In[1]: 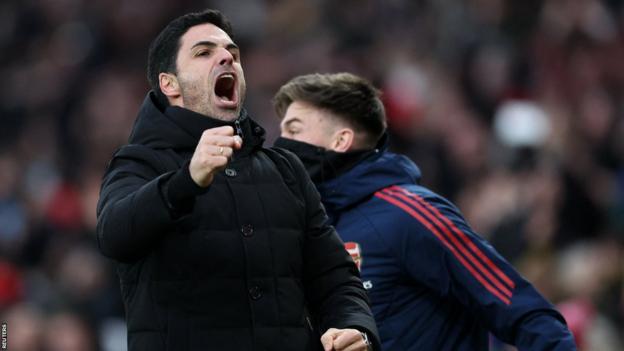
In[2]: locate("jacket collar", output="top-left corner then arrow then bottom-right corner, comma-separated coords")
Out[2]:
128,92 -> 265,154
316,140 -> 422,219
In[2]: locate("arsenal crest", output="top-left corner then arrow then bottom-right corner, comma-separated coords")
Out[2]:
344,242 -> 362,271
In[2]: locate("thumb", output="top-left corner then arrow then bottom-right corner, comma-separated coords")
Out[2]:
233,135 -> 243,149
320,328 -> 339,351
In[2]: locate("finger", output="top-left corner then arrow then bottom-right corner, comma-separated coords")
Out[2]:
320,334 -> 334,351
198,155 -> 229,169
199,135 -> 240,148
203,145 -> 232,157
320,329 -> 340,351
340,339 -> 367,351
233,135 -> 243,149
211,145 -> 233,159
212,156 -> 229,169
201,125 -> 235,136
332,330 -> 361,351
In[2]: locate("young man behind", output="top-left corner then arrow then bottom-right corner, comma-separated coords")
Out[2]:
273,72 -> 577,351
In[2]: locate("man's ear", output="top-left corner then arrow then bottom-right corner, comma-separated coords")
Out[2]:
330,128 -> 355,152
159,72 -> 181,102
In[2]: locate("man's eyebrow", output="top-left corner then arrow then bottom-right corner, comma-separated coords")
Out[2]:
283,117 -> 302,126
191,41 -> 239,51
191,41 -> 216,50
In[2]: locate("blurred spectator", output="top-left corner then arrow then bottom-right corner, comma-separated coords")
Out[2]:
42,311 -> 97,351
1,304 -> 44,351
0,261 -> 23,308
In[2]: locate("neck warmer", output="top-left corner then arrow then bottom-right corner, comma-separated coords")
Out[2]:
273,137 -> 376,184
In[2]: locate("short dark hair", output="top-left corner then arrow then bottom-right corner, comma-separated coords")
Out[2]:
273,73 -> 386,148
147,9 -> 233,107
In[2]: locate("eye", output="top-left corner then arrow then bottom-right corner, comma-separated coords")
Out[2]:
196,50 -> 210,57
230,50 -> 240,61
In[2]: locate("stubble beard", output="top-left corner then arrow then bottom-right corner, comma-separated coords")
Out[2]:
178,77 -> 242,121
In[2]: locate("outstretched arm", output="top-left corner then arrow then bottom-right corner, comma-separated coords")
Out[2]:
376,185 -> 576,351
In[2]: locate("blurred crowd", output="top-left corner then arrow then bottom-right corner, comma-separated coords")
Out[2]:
0,0 -> 623,350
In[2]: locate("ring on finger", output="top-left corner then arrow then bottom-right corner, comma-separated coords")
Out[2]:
218,146 -> 224,155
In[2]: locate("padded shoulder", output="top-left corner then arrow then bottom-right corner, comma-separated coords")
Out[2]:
108,144 -> 180,175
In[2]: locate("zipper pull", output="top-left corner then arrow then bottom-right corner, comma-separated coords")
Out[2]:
234,119 -> 243,138
230,119 -> 243,162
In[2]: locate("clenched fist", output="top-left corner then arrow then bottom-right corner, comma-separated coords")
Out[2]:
321,328 -> 372,351
189,126 -> 243,187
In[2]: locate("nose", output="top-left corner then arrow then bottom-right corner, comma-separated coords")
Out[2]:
217,47 -> 234,66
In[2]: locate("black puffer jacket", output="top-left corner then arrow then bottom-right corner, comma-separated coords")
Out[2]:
96,93 -> 379,351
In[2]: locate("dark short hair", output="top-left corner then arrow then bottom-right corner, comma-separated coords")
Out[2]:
147,9 -> 233,107
273,73 -> 386,148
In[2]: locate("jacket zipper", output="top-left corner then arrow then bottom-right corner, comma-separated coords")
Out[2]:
231,118 -> 243,162
234,119 -> 243,138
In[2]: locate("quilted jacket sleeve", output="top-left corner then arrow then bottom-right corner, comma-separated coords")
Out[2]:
376,185 -> 577,351
96,145 -> 204,263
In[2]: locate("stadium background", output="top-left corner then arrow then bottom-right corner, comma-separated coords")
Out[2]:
0,0 -> 623,350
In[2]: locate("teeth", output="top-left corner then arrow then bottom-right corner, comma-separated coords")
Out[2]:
221,73 -> 234,79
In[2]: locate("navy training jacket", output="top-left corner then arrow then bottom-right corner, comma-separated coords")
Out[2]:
315,148 -> 577,351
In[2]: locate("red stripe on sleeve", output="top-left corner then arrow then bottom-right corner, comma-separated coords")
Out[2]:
382,188 -> 513,300
390,185 -> 516,290
375,191 -> 511,305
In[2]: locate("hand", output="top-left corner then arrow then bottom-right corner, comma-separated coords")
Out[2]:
320,328 -> 371,351
189,126 -> 243,187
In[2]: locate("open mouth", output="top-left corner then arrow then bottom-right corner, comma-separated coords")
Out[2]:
214,72 -> 237,107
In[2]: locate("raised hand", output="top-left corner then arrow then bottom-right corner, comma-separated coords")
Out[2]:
189,126 -> 243,187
